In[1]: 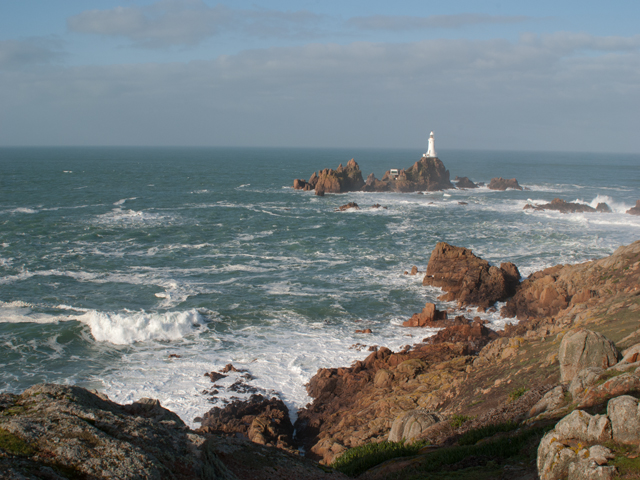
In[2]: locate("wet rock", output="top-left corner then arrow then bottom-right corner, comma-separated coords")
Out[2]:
355,328 -> 373,334
454,176 -> 478,189
337,202 -> 359,211
626,200 -> 640,215
205,371 -> 228,382
524,198 -> 598,213
409,265 -> 418,275
422,243 -> 521,308
198,394 -> 295,451
596,203 -> 612,213
488,177 -> 523,191
402,302 -> 448,327
314,159 -> 365,194
559,329 -> 619,383
293,179 -> 307,190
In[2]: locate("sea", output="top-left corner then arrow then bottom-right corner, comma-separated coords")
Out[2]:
1,147 -> 639,427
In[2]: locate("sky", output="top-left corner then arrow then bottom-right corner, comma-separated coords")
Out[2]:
1,1 -> 639,152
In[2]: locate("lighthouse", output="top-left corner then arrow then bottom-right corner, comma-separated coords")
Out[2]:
423,131 -> 437,158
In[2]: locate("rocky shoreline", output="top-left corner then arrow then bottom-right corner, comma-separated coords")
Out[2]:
3,240 -> 640,479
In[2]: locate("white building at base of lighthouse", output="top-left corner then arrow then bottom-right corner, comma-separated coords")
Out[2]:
423,131 -> 437,158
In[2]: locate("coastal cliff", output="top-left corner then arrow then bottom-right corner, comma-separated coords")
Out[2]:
3,242 -> 640,479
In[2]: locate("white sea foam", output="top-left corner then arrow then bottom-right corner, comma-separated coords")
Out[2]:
113,197 -> 137,206
2,207 -> 38,215
77,309 -> 205,345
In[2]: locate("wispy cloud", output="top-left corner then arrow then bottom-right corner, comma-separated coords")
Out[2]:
67,0 -> 326,48
347,14 -> 531,31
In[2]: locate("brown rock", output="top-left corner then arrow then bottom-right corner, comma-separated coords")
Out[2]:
410,266 -> 418,275
559,329 -> 619,383
293,179 -> 307,190
314,159 -> 365,194
627,200 -> 640,215
454,176 -> 478,189
337,202 -> 359,211
524,198 -> 598,213
488,177 -> 523,191
402,302 -> 448,327
422,243 -> 521,308
355,329 -> 373,334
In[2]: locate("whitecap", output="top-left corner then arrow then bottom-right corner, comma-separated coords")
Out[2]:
77,309 -> 205,345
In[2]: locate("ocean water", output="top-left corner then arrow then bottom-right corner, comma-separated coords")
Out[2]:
1,146 -> 639,426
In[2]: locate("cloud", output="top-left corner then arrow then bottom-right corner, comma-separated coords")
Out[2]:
347,14 -> 530,31
0,38 -> 63,68
67,0 -> 325,48
1,33 -> 638,151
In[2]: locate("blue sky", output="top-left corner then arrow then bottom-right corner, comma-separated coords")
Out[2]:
1,1 -> 639,151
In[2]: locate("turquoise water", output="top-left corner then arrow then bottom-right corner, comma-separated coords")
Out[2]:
1,147 -> 639,425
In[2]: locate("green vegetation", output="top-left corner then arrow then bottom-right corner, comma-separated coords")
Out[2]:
605,441 -> 640,479
457,421 -> 519,446
508,386 -> 528,402
450,415 -> 472,428
332,440 -> 429,477
0,427 -> 36,456
595,369 -> 632,386
399,427 -> 547,480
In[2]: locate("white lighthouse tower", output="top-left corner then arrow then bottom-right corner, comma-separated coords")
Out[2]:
423,131 -> 437,158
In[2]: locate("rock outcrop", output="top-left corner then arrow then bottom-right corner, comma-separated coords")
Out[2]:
501,240 -> 640,321
198,394 -> 296,452
0,384 -> 347,480
402,302 -> 448,327
387,409 -> 443,443
627,200 -> 640,215
523,198 -> 608,214
453,176 -> 478,189
386,157 -> 454,192
488,177 -> 523,190
422,243 -> 521,308
314,159 -> 365,194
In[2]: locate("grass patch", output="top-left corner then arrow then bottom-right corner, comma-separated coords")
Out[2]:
405,427 -> 546,477
332,440 -> 429,477
604,442 -> 640,479
508,387 -> 528,402
0,427 -> 36,456
450,415 -> 472,428
457,422 -> 519,446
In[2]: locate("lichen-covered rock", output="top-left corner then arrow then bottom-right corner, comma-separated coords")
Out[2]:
529,385 -> 566,418
558,329 -> 619,383
0,383 -> 236,480
607,395 -> 640,445
388,409 -> 443,443
422,243 -> 521,308
569,367 -> 605,398
537,432 -> 578,480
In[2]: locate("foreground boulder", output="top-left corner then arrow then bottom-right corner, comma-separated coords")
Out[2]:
488,177 -> 523,190
387,409 -> 443,443
0,384 -> 236,480
422,243 -> 521,308
558,329 -> 619,383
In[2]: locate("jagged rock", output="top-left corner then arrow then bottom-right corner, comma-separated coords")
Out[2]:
559,329 -> 619,383
391,157 -> 454,192
313,159 -> 365,194
626,200 -> 640,215
0,384 -> 237,480
422,243 -> 521,308
388,409 -> 443,443
427,317 -> 499,353
337,202 -> 359,211
454,176 -> 478,189
293,179 -> 307,190
402,302 -> 448,327
523,198 -> 599,213
410,265 -> 418,275
308,171 -> 319,188
198,394 -> 295,452
362,173 -> 390,192
488,177 -> 523,191
596,203 -> 612,213
607,395 -> 640,445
